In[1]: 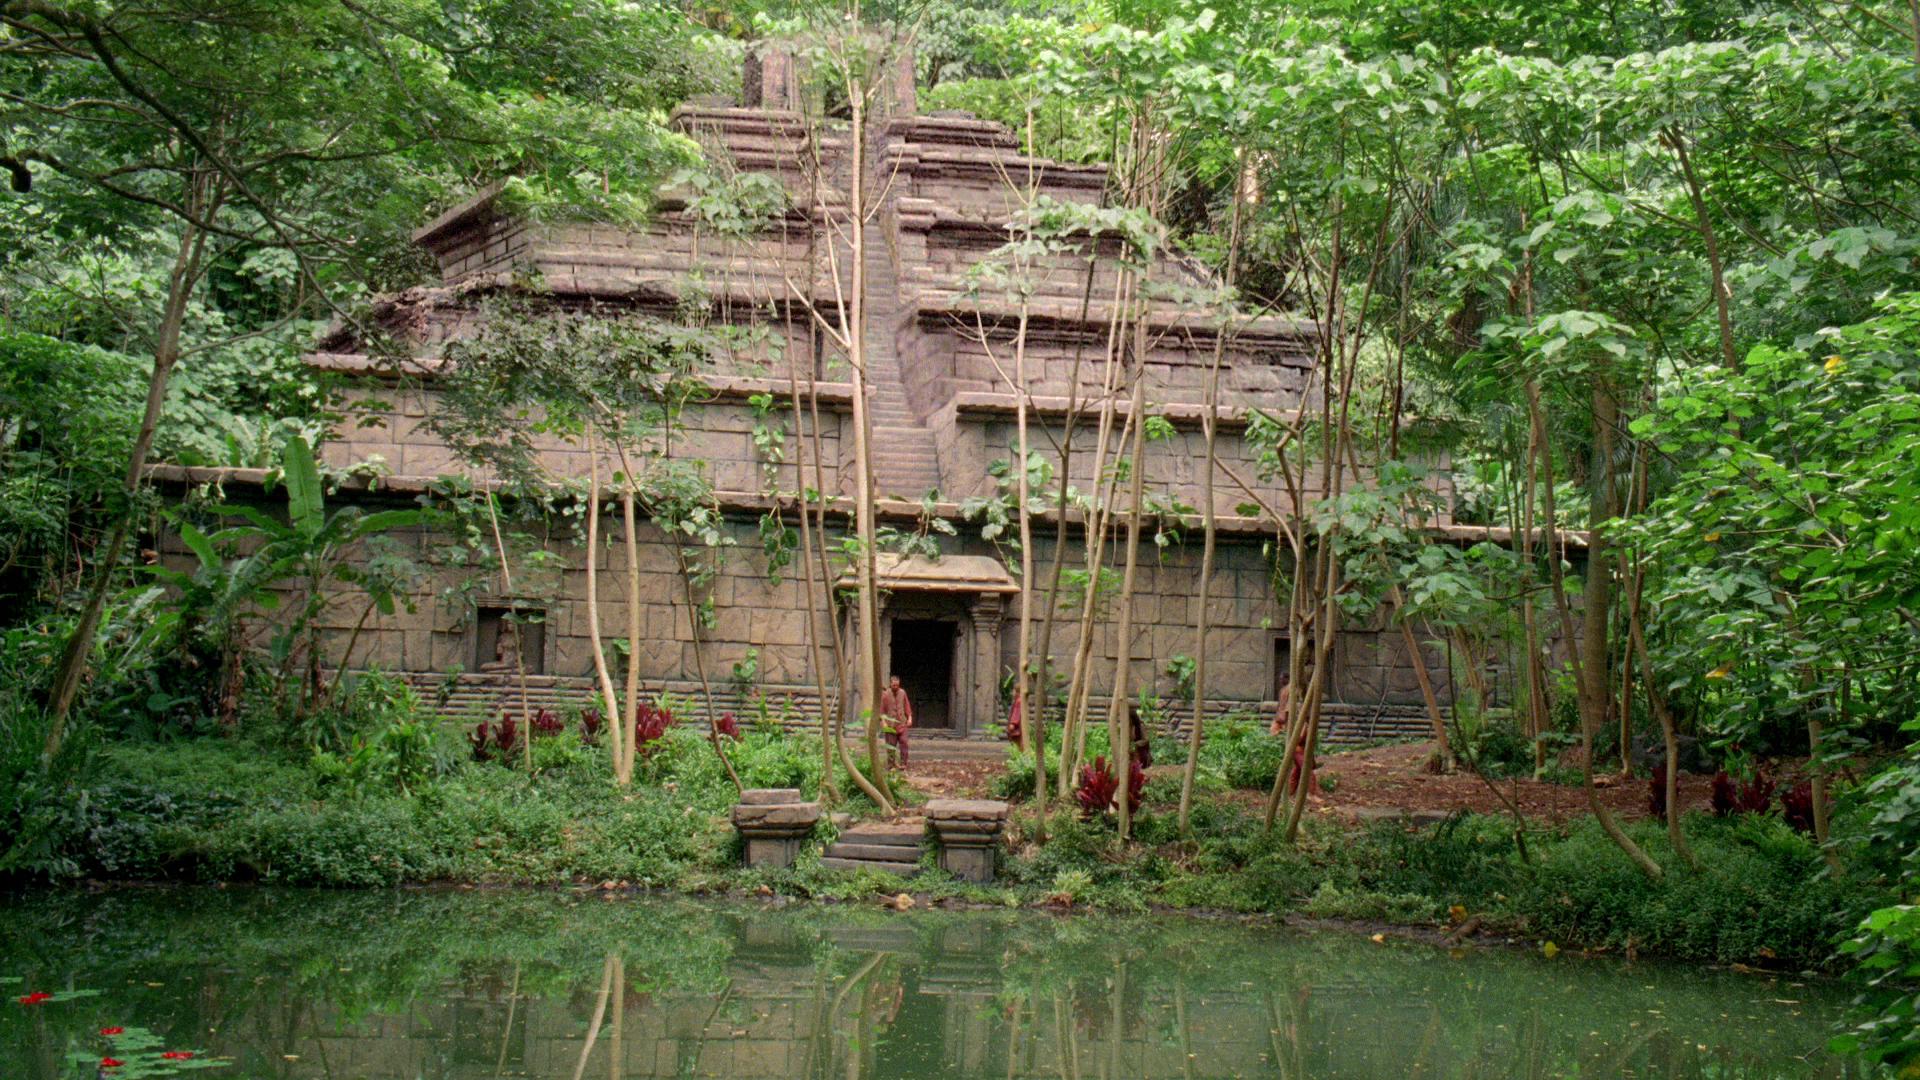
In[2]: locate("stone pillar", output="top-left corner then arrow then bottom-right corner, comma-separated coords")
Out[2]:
730,788 -> 821,870
924,799 -> 1009,883
967,594 -> 1003,737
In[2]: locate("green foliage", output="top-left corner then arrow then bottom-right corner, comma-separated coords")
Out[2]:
1299,881 -> 1439,924
1516,816 -> 1878,965
0,331 -> 140,609
154,436 -> 434,743
1831,904 -> 1920,1070
1188,714 -> 1284,790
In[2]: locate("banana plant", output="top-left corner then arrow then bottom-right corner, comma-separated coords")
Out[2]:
154,435 -> 433,744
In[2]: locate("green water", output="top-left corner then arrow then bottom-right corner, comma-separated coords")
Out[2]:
0,888 -> 1867,1079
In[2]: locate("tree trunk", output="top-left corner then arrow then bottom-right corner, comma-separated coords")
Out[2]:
1011,303 -> 1048,833
1105,350 -> 1150,841
845,80 -> 892,809
1538,378 -> 1663,881
787,368 -> 839,801
43,200 -> 214,757
1181,169 -> 1245,836
584,432 -> 629,783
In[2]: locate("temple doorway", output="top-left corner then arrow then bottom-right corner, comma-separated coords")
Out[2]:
889,620 -> 955,730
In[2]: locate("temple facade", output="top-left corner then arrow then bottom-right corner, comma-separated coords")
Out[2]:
156,51 -> 1473,738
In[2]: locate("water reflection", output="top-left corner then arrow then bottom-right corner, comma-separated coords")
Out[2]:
0,889 -> 1864,1079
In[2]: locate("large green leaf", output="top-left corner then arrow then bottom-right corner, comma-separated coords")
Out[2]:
281,435 -> 325,536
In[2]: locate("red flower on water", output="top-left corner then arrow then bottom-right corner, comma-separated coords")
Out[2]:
16,991 -> 52,1005
100,1027 -> 124,1035
161,1051 -> 195,1060
101,1058 -> 125,1068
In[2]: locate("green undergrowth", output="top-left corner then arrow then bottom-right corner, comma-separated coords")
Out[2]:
10,729 -> 1896,971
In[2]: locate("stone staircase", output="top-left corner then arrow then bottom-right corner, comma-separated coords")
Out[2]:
820,820 -> 925,877
860,217 -> 943,499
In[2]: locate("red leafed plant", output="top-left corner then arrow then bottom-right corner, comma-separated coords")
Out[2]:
1076,756 -> 1118,818
1709,769 -> 1775,815
633,702 -> 673,757
1782,780 -> 1816,833
492,715 -> 519,758
1647,763 -> 1669,820
1074,756 -> 1147,819
469,721 -> 492,763
579,708 -> 604,746
714,711 -> 742,741
531,708 -> 565,739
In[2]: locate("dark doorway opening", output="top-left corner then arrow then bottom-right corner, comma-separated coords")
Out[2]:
889,620 -> 954,729
1273,636 -> 1291,701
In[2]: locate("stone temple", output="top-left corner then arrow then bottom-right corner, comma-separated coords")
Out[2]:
155,49 -> 1483,740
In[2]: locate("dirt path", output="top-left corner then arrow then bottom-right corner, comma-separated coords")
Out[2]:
903,738 -> 1709,823
1265,739 -> 1708,824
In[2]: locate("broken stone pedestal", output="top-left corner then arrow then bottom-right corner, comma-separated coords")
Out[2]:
924,799 -> 1009,883
730,789 -> 822,870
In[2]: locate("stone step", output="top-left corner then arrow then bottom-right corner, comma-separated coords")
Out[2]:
823,842 -> 923,862
819,856 -> 921,877
836,823 -> 924,846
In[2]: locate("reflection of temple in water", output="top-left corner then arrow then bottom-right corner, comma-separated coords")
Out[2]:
215,920 -> 1333,1080
149,916 -> 1819,1080
1,891 -> 1852,1080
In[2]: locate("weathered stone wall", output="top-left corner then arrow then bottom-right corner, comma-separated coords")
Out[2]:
318,378 -> 856,498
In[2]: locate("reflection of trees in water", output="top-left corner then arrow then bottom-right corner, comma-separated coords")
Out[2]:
0,892 -> 1863,1080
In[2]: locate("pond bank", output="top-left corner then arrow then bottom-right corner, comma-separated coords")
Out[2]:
16,734 -> 1887,981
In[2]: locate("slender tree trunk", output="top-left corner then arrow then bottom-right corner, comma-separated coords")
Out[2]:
1058,356 -> 1131,798
570,956 -> 615,1080
1389,588 -> 1451,769
1012,304 -> 1049,834
1181,168 -> 1245,835
584,432 -> 628,783
1668,127 -> 1739,371
1538,378 -> 1663,880
622,486 -> 643,778
1054,282 -> 1128,795
1031,255 -> 1105,782
1626,559 -> 1696,868
44,197 -> 215,756
845,81 -> 893,809
1105,350 -> 1150,841
788,368 -> 839,801
1812,685 -> 1840,874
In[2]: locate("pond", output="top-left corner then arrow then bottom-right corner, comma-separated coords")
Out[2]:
1,889 -> 1864,1079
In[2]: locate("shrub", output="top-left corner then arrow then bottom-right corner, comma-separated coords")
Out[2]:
1074,756 -> 1145,819
1300,881 -> 1439,923
1782,780 -> 1815,833
1514,816 -> 1877,964
1710,770 -> 1775,815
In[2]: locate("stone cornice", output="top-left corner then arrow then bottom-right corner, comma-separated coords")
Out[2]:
143,464 -> 1586,550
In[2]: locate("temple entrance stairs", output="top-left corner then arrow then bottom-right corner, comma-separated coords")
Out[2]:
820,821 -> 925,876
858,219 -> 942,499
